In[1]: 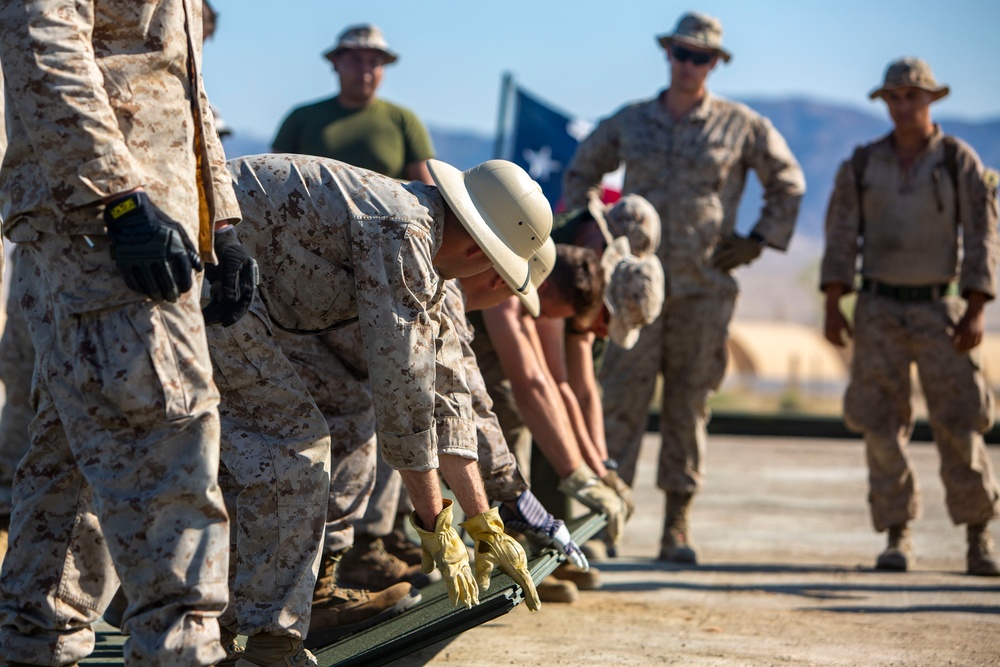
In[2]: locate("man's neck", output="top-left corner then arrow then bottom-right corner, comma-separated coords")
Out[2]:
662,86 -> 707,122
891,122 -> 935,164
337,92 -> 375,110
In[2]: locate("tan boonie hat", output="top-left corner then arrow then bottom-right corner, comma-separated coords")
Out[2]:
604,194 -> 661,259
601,237 -> 665,350
323,24 -> 399,64
869,57 -> 949,101
428,159 -> 553,315
657,12 -> 731,63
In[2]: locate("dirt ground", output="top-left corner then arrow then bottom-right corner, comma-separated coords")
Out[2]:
395,434 -> 1000,667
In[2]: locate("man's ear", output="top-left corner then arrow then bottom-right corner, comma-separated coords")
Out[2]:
490,272 -> 507,291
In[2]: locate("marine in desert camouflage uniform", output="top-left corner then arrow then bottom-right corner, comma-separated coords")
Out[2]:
221,153 -> 545,619
821,57 -> 1000,577
563,11 -> 804,564
0,1 -> 238,665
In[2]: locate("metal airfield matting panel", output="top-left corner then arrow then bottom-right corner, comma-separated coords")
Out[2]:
314,511 -> 606,667
78,511 -> 606,667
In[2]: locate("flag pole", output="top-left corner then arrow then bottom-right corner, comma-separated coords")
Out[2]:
493,72 -> 513,159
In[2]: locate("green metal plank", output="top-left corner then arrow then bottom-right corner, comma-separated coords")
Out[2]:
313,511 -> 606,667
79,511 -> 605,666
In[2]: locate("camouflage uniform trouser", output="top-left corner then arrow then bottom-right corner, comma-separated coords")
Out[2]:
601,293 -> 735,494
0,229 -> 229,667
207,293 -> 330,637
844,293 -> 999,531
0,258 -> 34,520
275,325 -> 377,556
468,333 -> 531,503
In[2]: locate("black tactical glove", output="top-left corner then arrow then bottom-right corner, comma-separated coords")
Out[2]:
202,226 -> 259,327
104,191 -> 203,302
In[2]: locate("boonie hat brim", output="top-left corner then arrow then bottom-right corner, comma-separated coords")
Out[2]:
657,34 -> 731,63
868,83 -> 950,102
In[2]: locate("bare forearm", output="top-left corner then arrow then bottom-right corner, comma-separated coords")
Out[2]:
439,454 -> 490,518
400,469 -> 444,531
558,381 -> 606,477
513,381 -> 583,478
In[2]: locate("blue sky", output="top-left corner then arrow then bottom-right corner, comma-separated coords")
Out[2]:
203,0 -> 1000,143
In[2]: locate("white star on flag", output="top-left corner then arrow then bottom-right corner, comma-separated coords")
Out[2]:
523,145 -> 562,181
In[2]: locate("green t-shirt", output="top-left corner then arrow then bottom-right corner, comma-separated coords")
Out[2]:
272,96 -> 434,180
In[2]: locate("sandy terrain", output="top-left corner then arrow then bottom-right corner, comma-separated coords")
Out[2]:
395,434 -> 1000,667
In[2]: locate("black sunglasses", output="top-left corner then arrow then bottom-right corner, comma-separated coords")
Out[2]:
670,45 -> 715,66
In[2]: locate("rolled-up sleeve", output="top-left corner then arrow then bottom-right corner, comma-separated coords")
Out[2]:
355,219 -> 474,471
434,307 -> 477,460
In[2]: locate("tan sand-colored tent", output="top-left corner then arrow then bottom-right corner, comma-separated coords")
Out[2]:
726,320 -> 848,388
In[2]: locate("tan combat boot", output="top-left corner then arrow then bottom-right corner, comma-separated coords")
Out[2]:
966,522 -> 1000,577
382,523 -> 424,566
306,584 -> 420,649
337,535 -> 435,590
552,562 -> 602,591
535,575 -> 579,603
875,524 -> 913,571
235,633 -> 316,667
658,492 -> 698,564
306,549 -> 421,649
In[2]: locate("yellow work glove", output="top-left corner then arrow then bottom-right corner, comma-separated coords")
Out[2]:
460,507 -> 541,612
559,465 -> 627,547
409,499 -> 479,609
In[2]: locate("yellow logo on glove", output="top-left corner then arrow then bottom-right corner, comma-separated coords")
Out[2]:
109,196 -> 137,220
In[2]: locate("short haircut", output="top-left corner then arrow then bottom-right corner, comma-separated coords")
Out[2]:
549,244 -> 604,320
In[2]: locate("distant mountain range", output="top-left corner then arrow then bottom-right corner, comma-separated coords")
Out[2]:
224,97 -> 1000,242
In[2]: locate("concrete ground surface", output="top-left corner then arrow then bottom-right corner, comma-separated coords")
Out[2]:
395,433 -> 1000,667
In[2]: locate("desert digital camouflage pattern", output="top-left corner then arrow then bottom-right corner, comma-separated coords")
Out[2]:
821,128 -> 999,296
272,278 -> 528,559
467,310 -> 534,478
206,292 -> 330,638
1,232 -> 228,666
0,2 -> 235,664
563,92 -> 803,496
275,323 -> 380,554
444,280 -> 528,503
844,294 -> 998,530
0,0 -> 240,254
0,274 -> 33,522
599,294 -> 734,491
564,92 -> 804,298
226,154 -> 476,472
822,127 -> 1000,531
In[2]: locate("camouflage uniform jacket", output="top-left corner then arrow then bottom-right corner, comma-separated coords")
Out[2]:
821,126 -> 999,298
0,0 -> 240,259
227,154 -> 476,472
564,91 -> 805,297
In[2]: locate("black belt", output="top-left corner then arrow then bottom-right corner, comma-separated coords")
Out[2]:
861,278 -> 957,302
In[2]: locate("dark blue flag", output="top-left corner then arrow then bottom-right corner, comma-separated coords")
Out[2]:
510,88 -> 580,209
